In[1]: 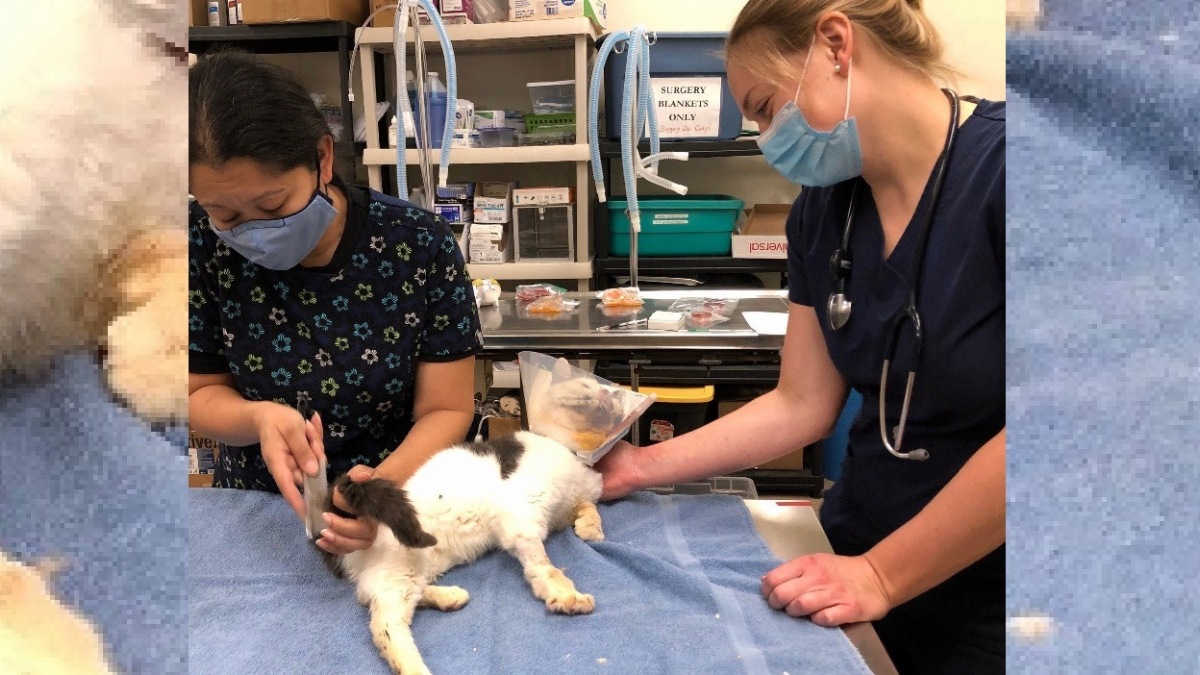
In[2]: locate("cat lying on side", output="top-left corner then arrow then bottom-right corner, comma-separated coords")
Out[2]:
313,432 -> 605,675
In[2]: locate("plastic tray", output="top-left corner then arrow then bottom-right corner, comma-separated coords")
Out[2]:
528,80 -> 576,115
607,195 -> 745,256
646,476 -> 759,499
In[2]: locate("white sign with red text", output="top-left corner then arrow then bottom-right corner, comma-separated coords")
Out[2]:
651,77 -> 723,139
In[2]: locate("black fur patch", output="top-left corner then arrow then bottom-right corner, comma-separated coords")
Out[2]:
466,435 -> 525,479
333,475 -> 437,549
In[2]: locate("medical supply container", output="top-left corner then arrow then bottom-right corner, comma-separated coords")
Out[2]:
527,80 -> 576,115
478,126 -> 516,148
624,385 -> 713,444
601,32 -> 742,141
513,204 -> 574,261
516,130 -> 573,146
415,72 -> 448,149
606,195 -> 744,256
524,113 -> 575,135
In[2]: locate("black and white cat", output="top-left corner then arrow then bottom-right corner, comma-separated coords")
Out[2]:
314,431 -> 605,675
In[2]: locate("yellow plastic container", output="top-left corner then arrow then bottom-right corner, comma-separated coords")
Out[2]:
622,385 -> 714,443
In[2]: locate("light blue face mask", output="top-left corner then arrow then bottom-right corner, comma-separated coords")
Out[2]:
756,37 -> 862,187
210,170 -> 338,270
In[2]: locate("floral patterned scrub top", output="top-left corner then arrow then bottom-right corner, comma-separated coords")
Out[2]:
188,184 -> 483,491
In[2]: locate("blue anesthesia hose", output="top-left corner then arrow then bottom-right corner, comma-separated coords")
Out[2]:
393,0 -> 457,200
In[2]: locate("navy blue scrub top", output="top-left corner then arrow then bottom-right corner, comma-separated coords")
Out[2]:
787,100 -> 1005,589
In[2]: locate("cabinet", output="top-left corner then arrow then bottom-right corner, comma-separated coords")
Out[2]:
353,19 -> 600,290
188,21 -> 370,183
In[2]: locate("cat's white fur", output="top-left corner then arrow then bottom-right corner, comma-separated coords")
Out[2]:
335,432 -> 605,675
0,1 -> 186,418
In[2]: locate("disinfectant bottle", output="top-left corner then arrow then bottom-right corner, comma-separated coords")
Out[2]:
423,72 -> 448,150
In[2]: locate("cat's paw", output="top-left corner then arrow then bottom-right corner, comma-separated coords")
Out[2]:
105,296 -> 187,423
546,590 -> 595,615
573,502 -> 604,542
420,585 -> 469,612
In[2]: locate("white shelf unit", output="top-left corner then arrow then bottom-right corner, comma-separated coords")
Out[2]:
354,19 -> 600,290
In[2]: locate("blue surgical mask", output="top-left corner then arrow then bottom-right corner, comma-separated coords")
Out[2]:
756,36 -> 862,187
209,169 -> 337,270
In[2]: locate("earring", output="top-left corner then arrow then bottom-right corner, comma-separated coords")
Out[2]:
834,63 -> 842,73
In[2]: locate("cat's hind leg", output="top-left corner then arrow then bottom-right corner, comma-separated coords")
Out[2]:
419,585 -> 469,612
572,502 -> 604,542
500,529 -> 594,615
358,577 -> 431,675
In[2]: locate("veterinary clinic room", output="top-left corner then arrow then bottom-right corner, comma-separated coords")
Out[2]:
183,0 -> 1005,673
0,0 -> 1005,674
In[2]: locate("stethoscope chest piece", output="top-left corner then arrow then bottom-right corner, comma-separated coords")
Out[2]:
827,292 -> 851,330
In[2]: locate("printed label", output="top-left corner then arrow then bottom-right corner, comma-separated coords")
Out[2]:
652,77 -> 723,139
649,419 -> 675,442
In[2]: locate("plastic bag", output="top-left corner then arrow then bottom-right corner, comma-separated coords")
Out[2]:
519,351 -> 657,465
516,283 -> 566,301
525,295 -> 579,314
668,297 -> 738,328
472,278 -> 501,307
599,287 -> 644,307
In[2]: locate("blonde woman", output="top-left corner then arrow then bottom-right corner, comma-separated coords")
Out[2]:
598,1 -> 1004,672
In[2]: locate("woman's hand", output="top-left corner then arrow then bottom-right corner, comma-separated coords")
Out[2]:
761,553 -> 893,626
593,440 -> 644,501
252,403 -> 324,519
317,463 -> 380,555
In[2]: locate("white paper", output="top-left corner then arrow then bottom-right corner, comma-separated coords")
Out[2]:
743,311 -> 789,336
652,77 -> 723,139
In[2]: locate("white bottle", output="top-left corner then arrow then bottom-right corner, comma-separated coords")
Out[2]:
207,1 -> 221,26
227,0 -> 238,24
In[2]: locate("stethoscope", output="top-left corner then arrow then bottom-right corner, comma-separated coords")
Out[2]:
827,89 -> 961,461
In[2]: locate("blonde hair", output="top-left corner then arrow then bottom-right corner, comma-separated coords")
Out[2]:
726,0 -> 960,87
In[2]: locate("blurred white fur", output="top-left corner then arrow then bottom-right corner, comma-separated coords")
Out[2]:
0,1 -> 186,419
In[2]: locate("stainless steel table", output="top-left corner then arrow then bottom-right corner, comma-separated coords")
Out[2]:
746,500 -> 899,675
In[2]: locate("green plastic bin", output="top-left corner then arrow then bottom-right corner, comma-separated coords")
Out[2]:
607,195 -> 744,257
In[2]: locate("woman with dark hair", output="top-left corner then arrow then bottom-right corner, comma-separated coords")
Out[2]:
187,51 -> 482,557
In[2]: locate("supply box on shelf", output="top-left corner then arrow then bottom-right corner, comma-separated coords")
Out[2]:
527,80 -> 576,115
509,0 -> 606,30
731,204 -> 790,259
621,385 -> 713,444
468,223 -> 512,263
474,182 -> 516,223
434,183 -> 475,224
607,195 -> 745,257
602,32 -> 742,141
370,0 -> 483,27
242,0 -> 370,25
512,187 -> 575,206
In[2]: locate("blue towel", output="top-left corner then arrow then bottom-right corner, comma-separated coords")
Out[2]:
0,351 -> 188,675
190,488 -> 872,675
1007,3 -> 1200,671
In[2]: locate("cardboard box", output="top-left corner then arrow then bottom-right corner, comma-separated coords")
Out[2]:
242,0 -> 369,25
512,186 -> 575,206
486,416 -> 522,439
191,0 -> 210,26
473,181 -> 516,224
509,0 -> 606,30
434,183 -> 476,223
732,204 -> 790,259
469,223 -> 512,263
718,400 -> 805,470
188,428 -> 221,487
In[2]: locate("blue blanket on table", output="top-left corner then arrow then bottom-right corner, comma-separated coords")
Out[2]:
0,352 -> 188,675
1007,2 -> 1200,672
189,488 -> 871,675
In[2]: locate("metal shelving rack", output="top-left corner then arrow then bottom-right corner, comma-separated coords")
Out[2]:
353,19 -> 601,289
188,21 -> 370,183
590,138 -> 789,288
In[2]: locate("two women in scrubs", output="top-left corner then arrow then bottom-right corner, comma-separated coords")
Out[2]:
598,1 -> 1005,672
187,52 -> 482,556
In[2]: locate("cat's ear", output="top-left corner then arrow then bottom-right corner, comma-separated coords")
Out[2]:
551,358 -> 574,383
333,475 -> 437,549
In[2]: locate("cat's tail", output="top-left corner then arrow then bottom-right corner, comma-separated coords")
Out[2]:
331,476 -> 438,550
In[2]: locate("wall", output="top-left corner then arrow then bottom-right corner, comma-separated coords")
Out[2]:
267,0 -> 1004,213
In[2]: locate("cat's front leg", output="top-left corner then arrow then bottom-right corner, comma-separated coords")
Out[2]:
501,532 -> 595,615
103,230 -> 188,423
419,585 -> 469,612
572,502 -> 604,541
